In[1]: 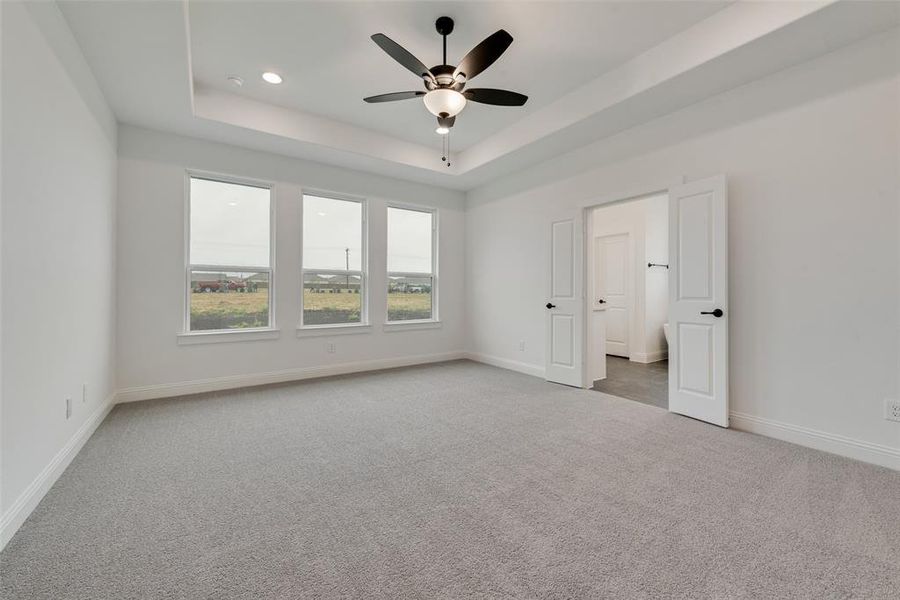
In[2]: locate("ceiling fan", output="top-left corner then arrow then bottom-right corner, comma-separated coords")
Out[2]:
364,16 -> 528,143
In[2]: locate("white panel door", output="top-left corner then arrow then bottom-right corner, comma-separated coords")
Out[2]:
545,210 -> 584,387
596,233 -> 630,358
668,175 -> 729,426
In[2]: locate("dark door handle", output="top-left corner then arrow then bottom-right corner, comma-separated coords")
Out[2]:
597,299 -> 607,304
700,309 -> 724,317
546,303 -> 556,309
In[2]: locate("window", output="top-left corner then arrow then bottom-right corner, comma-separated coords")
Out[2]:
187,176 -> 273,332
301,194 -> 366,326
387,206 -> 436,322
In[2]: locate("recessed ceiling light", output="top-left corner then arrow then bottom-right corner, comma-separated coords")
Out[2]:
227,75 -> 243,87
262,72 -> 283,84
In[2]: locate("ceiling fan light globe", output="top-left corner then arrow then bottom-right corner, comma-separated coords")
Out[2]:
423,89 -> 466,117
435,126 -> 450,135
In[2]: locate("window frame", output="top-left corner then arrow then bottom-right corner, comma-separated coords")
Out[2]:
181,170 -> 277,339
299,189 -> 369,331
385,202 -> 438,326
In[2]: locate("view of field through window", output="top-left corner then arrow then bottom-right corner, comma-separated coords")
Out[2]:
302,273 -> 362,325
188,178 -> 271,331
387,207 -> 434,321
190,271 -> 269,330
302,195 -> 365,325
387,276 -> 432,321
188,187 -> 436,330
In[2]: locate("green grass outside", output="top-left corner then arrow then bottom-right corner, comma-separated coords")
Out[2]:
190,289 -> 269,330
189,289 -> 432,330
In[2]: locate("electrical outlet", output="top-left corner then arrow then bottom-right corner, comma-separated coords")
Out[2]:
326,342 -> 336,354
885,398 -> 900,422
518,341 -> 526,352
65,398 -> 72,420
82,383 -> 87,403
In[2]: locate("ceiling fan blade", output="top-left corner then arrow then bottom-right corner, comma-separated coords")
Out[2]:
453,30 -> 513,81
371,34 -> 435,83
464,88 -> 528,106
364,91 -> 425,103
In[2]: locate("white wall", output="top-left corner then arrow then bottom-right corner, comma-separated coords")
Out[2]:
1,1 -> 117,544
466,32 -> 900,465
642,194 -> 669,361
116,126 -> 466,397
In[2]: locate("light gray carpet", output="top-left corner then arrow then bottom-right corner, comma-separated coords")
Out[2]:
2,360 -> 898,599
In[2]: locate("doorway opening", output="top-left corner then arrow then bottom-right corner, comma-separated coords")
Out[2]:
545,175 -> 727,425
587,193 -> 669,409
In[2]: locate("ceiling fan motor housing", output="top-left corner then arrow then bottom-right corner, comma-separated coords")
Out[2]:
429,65 -> 459,89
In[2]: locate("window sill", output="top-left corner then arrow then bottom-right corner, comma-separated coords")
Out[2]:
177,328 -> 281,345
383,320 -> 442,332
296,323 -> 372,338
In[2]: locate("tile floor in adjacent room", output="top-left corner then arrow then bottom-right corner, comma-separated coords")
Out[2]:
592,356 -> 669,410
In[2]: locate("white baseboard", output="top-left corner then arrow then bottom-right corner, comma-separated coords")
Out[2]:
115,351 -> 466,403
730,411 -> 899,471
0,393 -> 115,551
464,351 -> 545,379
630,350 -> 668,364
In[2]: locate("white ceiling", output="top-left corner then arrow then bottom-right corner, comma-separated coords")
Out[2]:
57,1 -> 900,192
188,1 -> 730,151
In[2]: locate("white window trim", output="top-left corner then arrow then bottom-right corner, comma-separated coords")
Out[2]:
383,320 -> 442,332
178,328 -> 281,345
386,204 -> 439,326
299,190 -> 369,330
182,171 -> 278,340
296,323 -> 373,338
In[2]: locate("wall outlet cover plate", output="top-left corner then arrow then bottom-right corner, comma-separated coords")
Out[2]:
885,398 -> 900,422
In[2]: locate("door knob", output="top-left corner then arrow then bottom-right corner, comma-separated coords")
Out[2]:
597,299 -> 607,304
700,308 -> 724,317
545,302 -> 556,309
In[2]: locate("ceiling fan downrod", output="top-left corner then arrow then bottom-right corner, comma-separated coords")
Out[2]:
435,16 -> 453,66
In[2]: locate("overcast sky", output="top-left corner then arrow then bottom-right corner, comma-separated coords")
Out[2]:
190,180 -> 432,273
387,206 -> 432,273
190,178 -> 270,267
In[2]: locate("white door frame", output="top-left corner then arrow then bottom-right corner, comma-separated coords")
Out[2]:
581,178 -> 684,390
